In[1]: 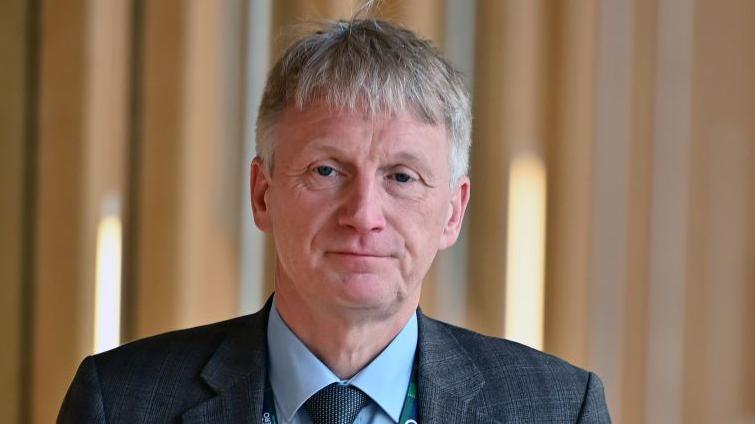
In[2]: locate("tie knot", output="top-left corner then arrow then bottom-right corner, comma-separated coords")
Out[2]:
304,383 -> 370,424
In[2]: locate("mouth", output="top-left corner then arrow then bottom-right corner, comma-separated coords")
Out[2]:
327,251 -> 391,258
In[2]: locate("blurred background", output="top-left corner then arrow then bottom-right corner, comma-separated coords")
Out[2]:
1,0 -> 753,423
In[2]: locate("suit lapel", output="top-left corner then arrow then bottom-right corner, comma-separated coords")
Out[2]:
182,299 -> 272,423
416,312 -> 499,424
182,303 -> 500,423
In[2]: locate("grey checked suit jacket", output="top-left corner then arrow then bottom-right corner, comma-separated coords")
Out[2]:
59,300 -> 610,423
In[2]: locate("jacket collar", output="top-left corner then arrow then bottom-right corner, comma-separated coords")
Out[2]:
182,298 -> 272,423
183,300 -> 497,423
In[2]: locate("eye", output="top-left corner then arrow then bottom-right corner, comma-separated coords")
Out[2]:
390,172 -> 414,183
315,165 -> 337,177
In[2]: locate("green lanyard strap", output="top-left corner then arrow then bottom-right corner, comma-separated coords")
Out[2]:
262,368 -> 420,424
397,373 -> 419,424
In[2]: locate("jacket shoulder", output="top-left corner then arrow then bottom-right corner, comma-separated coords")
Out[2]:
63,314 -> 261,423
422,316 -> 610,422
96,314 -> 251,367
438,318 -> 589,379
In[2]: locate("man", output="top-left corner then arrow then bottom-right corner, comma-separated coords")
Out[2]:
60,17 -> 610,423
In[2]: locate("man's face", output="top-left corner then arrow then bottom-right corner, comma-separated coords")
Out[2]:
251,103 -> 470,318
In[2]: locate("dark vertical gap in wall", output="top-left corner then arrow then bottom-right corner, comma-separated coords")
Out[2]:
122,0 -> 145,344
20,0 -> 41,422
237,0 -> 251,308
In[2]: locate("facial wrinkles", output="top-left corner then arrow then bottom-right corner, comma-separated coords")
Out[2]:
276,108 -> 449,258
364,122 -> 449,260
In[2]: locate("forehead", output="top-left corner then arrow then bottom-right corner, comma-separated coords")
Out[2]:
274,104 -> 449,155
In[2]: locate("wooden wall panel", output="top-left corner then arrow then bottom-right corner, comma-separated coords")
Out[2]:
32,1 -> 91,421
176,0 -> 244,329
130,0 -> 186,339
0,1 -> 32,422
619,0 -> 656,422
467,0 -> 510,337
133,0 -> 245,338
644,0 -> 694,421
683,1 -> 755,422
468,0 -> 549,338
544,0 -> 598,367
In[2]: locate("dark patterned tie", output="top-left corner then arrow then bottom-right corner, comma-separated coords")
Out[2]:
304,383 -> 370,424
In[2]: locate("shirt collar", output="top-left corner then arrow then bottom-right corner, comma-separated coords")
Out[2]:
267,296 -> 418,423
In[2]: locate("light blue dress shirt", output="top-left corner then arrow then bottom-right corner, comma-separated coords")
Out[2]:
266,298 -> 418,424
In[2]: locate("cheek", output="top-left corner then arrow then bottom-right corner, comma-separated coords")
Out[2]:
395,198 -> 448,240
392,202 -> 447,267
270,190 -> 336,252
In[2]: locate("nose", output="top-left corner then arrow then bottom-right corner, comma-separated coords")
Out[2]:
337,175 -> 386,233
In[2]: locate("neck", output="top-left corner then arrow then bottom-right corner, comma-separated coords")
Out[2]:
275,293 -> 417,379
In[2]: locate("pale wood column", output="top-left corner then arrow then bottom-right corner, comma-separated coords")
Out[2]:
431,1 -> 476,328
176,0 -> 244,330
467,0 -> 509,337
239,0 -> 273,314
643,0 -> 695,422
468,0 -> 550,338
132,0 -> 246,339
31,0 -> 132,421
543,0 -> 599,367
129,0 -> 187,338
682,0 -> 755,422
32,1 -> 90,418
620,1 -> 657,422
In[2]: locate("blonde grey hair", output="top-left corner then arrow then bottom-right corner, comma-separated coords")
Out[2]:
255,18 -> 471,185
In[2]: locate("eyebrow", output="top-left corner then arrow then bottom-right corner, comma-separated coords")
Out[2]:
302,142 -> 433,170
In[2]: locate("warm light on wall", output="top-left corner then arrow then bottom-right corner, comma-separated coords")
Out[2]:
94,201 -> 122,354
505,152 -> 547,350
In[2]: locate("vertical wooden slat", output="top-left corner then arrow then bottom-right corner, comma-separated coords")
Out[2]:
467,0 -> 509,336
590,0 -> 636,416
85,0 -> 132,354
620,0 -> 657,422
177,0 -> 243,328
645,0 -> 695,422
31,1 -> 91,422
131,0 -> 186,338
133,0 -> 245,338
468,0 -> 549,338
239,0 -> 273,315
683,1 -> 755,422
0,1 -> 32,421
430,0 -> 476,328
33,0 -> 133,420
544,0 -> 598,367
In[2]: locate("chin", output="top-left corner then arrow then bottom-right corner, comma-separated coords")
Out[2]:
329,273 -> 401,310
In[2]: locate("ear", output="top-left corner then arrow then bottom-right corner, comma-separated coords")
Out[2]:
439,176 -> 471,249
250,157 -> 272,232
